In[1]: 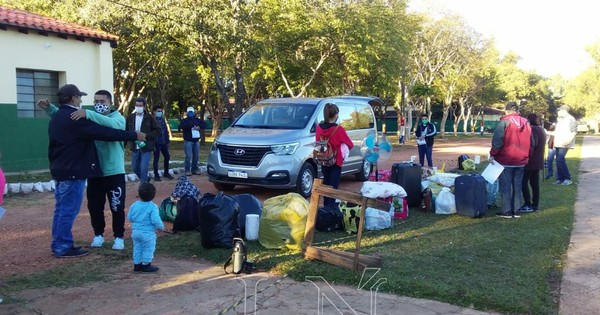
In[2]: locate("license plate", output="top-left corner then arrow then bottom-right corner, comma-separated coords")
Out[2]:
228,170 -> 248,179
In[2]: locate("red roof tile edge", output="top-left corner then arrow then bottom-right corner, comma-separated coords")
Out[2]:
0,6 -> 118,43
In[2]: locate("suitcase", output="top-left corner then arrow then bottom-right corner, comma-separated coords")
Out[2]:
454,173 -> 487,218
391,162 -> 422,207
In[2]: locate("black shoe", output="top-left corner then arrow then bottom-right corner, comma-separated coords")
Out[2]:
154,176 -> 162,182
513,211 -> 521,218
56,247 -> 88,258
192,170 -> 201,175
141,263 -> 159,273
164,174 -> 174,180
134,264 -> 142,273
519,205 -> 534,213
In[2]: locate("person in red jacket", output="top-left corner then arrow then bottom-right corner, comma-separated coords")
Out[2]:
316,103 -> 354,207
489,102 -> 532,218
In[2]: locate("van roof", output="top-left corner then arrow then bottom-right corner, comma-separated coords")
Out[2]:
256,95 -> 383,106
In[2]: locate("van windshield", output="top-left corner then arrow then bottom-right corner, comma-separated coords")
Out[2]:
233,103 -> 315,129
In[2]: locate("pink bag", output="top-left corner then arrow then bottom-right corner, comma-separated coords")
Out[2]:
369,169 -> 392,182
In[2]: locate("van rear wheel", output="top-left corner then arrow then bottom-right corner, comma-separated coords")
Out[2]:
213,183 -> 235,191
296,162 -> 315,198
355,159 -> 371,181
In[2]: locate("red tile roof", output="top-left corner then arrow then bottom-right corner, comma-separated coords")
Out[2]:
0,6 -> 118,46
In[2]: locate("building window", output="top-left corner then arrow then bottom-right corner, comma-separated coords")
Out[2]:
16,69 -> 59,118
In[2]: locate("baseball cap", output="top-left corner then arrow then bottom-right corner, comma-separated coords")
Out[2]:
57,84 -> 87,97
559,105 -> 570,111
505,101 -> 519,111
186,106 -> 195,112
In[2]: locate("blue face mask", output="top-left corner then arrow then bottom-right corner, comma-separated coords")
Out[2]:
156,112 -> 163,119
187,112 -> 195,118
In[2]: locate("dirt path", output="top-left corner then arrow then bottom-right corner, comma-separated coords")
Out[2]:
0,137 -> 493,314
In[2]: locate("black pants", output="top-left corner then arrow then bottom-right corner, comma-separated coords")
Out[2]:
153,143 -> 171,177
322,164 -> 342,207
87,174 -> 126,238
522,169 -> 540,208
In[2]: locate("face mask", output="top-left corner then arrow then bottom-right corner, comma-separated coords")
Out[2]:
155,112 -> 163,118
187,112 -> 195,118
135,107 -> 144,114
422,119 -> 428,124
94,103 -> 110,114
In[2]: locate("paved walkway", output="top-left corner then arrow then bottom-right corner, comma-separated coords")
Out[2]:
559,135 -> 600,315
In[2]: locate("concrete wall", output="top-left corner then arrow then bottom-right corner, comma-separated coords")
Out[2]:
0,29 -> 114,172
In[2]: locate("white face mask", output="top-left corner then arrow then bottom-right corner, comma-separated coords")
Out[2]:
135,107 -> 144,114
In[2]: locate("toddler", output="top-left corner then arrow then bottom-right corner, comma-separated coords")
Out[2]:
127,182 -> 164,272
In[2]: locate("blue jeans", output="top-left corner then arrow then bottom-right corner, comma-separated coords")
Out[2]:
418,144 -> 433,167
546,148 -> 556,176
498,166 -> 524,214
131,230 -> 157,264
555,147 -> 571,181
131,150 -> 151,182
51,179 -> 86,255
184,140 -> 199,172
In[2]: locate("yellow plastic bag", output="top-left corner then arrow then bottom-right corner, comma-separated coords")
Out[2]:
258,193 -> 308,251
461,159 -> 477,171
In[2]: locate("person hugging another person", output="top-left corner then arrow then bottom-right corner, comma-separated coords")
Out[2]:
315,103 -> 354,207
128,182 -> 164,273
415,113 -> 437,168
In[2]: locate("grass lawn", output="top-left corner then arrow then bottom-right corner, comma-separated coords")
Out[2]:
1,135 -> 581,314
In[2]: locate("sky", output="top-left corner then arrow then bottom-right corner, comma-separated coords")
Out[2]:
407,0 -> 600,80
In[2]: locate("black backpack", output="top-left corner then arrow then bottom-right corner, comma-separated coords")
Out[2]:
172,196 -> 200,232
458,154 -> 470,170
315,205 -> 343,232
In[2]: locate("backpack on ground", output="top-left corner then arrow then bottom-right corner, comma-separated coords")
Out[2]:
159,197 -> 177,222
173,196 -> 200,232
458,154 -> 470,170
314,125 -> 340,166
315,205 -> 344,232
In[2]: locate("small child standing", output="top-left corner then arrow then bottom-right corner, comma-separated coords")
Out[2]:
127,182 -> 164,273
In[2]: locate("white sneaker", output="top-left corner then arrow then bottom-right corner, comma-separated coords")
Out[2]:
91,235 -> 104,247
112,237 -> 125,250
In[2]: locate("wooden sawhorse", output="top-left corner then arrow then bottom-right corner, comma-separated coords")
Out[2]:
303,179 -> 391,272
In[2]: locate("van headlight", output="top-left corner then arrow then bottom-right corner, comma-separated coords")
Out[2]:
271,142 -> 299,155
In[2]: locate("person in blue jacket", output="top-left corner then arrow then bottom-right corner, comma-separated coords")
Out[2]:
47,84 -> 144,258
415,113 -> 437,167
128,182 -> 164,273
39,90 -> 131,251
179,106 -> 206,176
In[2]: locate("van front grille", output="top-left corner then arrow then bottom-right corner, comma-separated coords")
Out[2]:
217,144 -> 271,167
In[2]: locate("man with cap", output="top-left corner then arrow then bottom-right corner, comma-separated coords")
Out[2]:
549,105 -> 577,185
38,89 -> 131,251
126,97 -> 161,183
48,84 -> 145,258
489,101 -> 532,219
179,106 -> 206,175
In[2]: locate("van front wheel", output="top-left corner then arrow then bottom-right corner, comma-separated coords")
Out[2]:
296,163 -> 315,198
355,159 -> 372,181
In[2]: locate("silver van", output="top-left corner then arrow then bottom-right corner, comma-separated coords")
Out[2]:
206,96 -> 380,197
